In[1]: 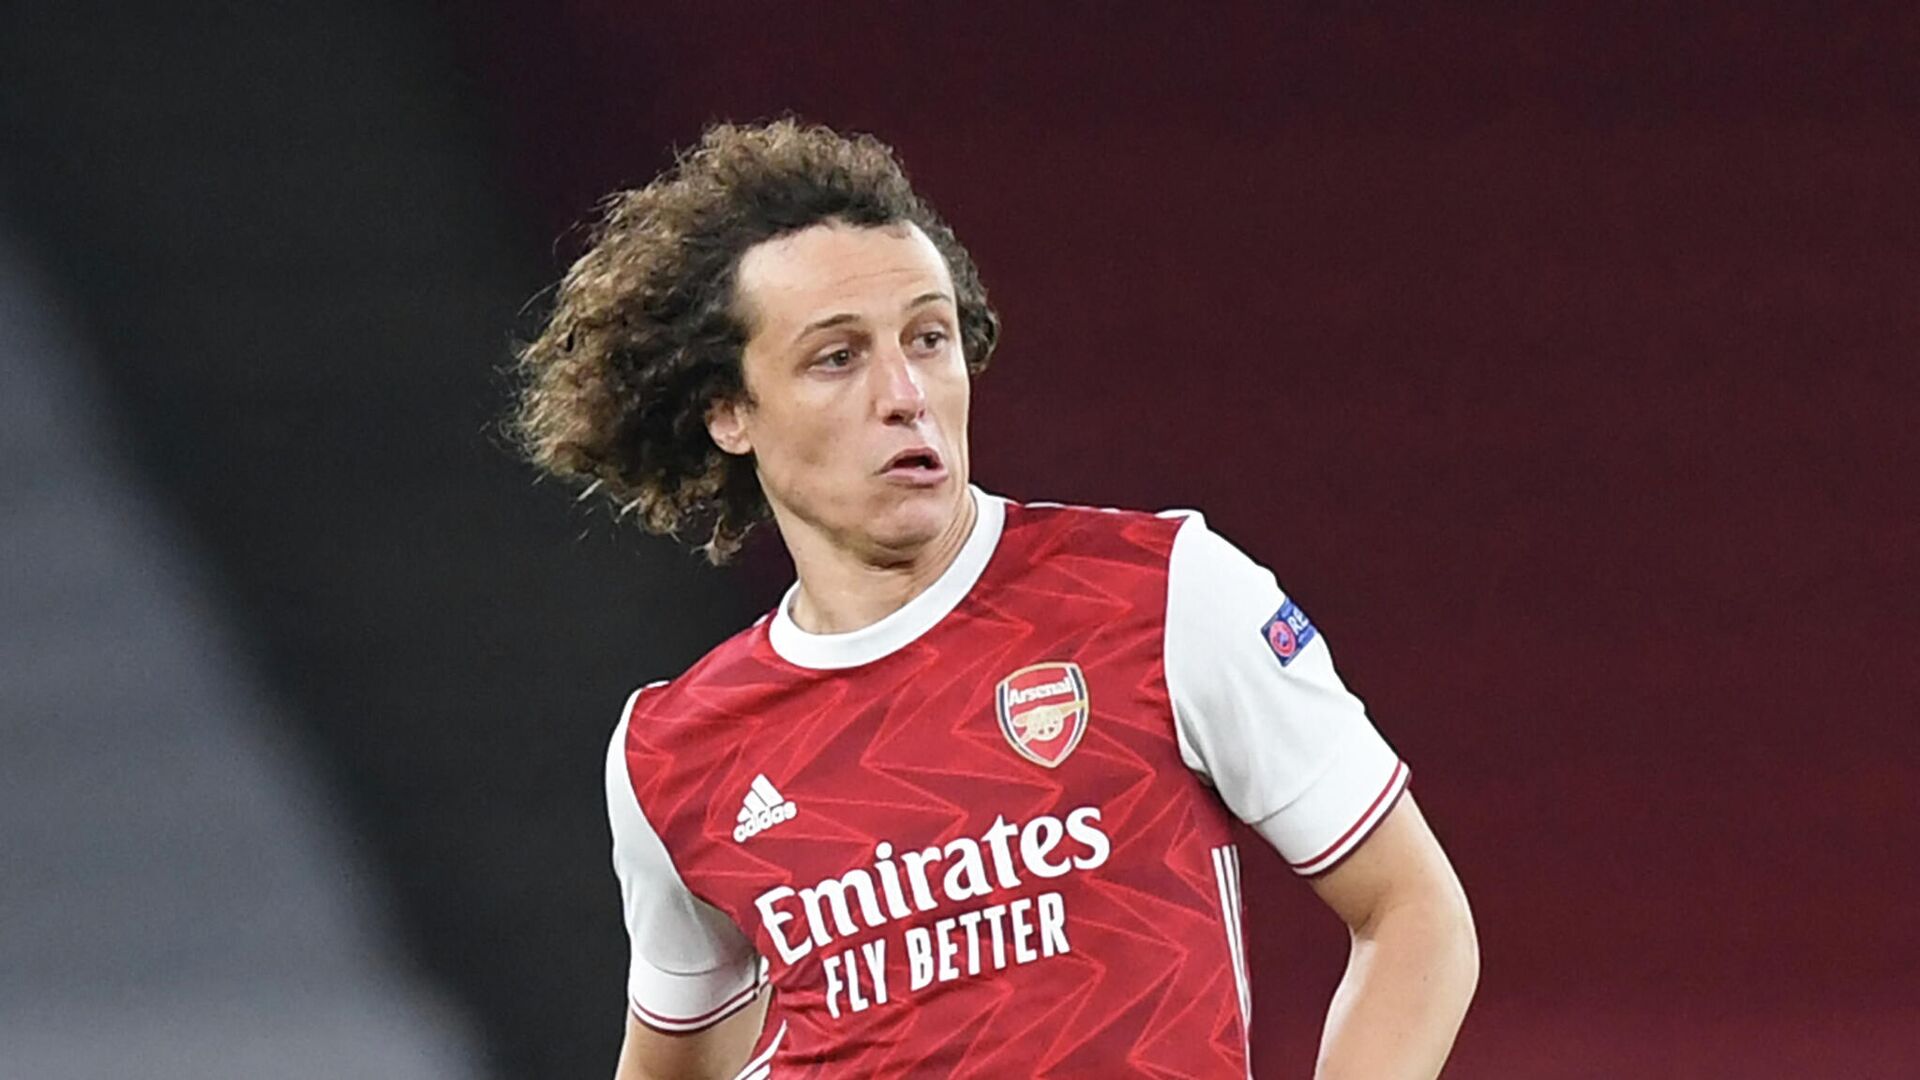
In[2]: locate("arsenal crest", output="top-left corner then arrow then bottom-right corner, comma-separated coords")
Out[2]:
995,662 -> 1090,769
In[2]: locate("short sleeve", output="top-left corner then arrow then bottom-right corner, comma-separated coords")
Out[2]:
1163,513 -> 1410,876
606,691 -> 766,1031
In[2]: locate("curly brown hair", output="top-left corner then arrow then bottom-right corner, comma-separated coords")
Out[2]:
512,119 -> 1000,563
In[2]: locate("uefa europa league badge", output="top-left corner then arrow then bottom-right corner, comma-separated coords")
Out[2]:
994,661 -> 1090,769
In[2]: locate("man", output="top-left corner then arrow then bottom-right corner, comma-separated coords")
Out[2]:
515,120 -> 1477,1078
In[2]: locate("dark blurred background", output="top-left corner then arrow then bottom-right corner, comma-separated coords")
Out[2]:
3,4 -> 1916,1077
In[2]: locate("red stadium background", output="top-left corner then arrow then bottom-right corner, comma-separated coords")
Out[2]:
460,7 -> 1919,1074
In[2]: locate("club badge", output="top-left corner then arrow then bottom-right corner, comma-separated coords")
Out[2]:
995,661 -> 1090,769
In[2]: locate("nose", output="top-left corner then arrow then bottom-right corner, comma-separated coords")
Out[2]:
872,347 -> 927,424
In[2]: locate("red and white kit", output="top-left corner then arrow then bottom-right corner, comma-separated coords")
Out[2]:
607,489 -> 1409,1078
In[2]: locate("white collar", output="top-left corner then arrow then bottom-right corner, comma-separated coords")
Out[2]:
768,486 -> 1005,670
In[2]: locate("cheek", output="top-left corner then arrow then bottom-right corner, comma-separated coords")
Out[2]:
753,400 -> 856,479
929,365 -> 972,427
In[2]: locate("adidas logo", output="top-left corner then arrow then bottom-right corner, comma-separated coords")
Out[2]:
733,774 -> 797,842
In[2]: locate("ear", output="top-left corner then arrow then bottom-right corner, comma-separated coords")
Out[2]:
706,396 -> 754,457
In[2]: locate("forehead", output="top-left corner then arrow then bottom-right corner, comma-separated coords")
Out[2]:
734,221 -> 953,334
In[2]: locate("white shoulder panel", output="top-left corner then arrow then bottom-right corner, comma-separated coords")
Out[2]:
1163,514 -> 1409,876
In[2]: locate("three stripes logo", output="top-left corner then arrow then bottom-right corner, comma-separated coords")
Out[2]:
733,774 -> 797,843
1211,842 -> 1252,1062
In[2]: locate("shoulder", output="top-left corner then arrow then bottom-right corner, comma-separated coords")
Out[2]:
620,614 -> 779,725
996,493 -> 1203,566
993,494 -> 1263,592
611,614 -> 793,796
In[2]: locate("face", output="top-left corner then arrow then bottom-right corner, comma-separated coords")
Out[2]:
708,221 -> 971,560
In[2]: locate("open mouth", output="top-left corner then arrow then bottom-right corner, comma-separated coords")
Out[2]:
883,446 -> 946,478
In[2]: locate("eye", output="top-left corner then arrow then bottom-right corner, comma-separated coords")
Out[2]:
814,347 -> 854,370
913,328 -> 950,352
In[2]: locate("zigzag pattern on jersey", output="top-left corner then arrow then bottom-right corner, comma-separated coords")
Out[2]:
625,502 -> 1250,1079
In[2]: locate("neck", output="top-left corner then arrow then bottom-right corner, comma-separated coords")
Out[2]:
780,487 -> 978,635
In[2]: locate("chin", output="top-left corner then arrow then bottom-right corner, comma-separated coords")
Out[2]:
868,507 -> 945,552
867,486 -> 960,551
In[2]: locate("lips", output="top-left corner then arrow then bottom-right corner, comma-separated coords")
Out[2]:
880,445 -> 948,488
883,446 -> 944,472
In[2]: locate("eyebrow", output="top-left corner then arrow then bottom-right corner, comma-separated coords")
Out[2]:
791,291 -> 956,344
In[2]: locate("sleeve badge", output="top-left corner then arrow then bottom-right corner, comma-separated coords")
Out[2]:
1260,597 -> 1317,666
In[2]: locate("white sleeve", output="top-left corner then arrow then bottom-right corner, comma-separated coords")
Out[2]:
1163,512 -> 1410,876
606,691 -> 765,1031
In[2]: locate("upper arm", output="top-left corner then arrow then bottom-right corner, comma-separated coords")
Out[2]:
1306,793 -> 1473,941
605,695 -> 767,1071
1162,512 -> 1410,874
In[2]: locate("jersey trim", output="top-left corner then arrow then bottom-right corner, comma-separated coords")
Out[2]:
628,959 -> 767,1034
767,486 -> 1005,670
1288,760 -> 1410,877
1210,843 -> 1253,1073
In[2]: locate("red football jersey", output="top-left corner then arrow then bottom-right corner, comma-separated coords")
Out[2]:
607,490 -> 1408,1078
